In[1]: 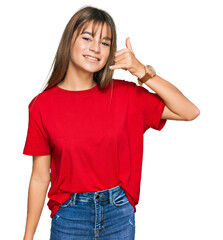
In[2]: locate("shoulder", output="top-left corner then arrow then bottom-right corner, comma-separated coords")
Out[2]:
28,86 -> 56,112
112,78 -> 148,95
112,78 -> 138,92
113,78 -> 135,87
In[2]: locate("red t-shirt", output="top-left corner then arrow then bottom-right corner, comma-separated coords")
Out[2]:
23,79 -> 167,218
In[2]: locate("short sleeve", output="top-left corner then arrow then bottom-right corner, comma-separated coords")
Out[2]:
134,83 -> 167,133
23,96 -> 51,156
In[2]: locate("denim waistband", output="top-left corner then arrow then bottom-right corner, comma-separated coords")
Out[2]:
69,184 -> 122,205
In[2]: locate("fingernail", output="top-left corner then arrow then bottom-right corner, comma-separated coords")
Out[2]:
109,66 -> 113,69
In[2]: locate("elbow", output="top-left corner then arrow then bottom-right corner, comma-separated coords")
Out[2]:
185,107 -> 200,121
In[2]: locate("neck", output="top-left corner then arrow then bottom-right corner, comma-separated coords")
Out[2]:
59,62 -> 97,91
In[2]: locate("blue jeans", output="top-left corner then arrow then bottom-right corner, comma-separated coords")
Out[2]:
50,185 -> 135,239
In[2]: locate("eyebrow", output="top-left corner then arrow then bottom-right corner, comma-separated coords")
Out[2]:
81,31 -> 111,42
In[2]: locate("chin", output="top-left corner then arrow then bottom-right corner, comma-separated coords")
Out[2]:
83,65 -> 103,72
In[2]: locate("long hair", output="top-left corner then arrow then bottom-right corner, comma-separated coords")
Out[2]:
40,5 -> 117,93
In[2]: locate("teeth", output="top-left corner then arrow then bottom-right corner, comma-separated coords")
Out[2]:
84,55 -> 99,61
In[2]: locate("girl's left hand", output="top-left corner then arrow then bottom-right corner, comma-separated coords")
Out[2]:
109,37 -> 145,78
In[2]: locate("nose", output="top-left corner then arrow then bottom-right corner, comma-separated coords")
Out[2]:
89,40 -> 100,53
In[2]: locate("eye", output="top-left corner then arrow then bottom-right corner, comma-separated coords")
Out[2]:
102,42 -> 110,47
82,37 -> 91,41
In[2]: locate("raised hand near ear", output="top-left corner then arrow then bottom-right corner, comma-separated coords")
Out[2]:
109,37 -> 145,78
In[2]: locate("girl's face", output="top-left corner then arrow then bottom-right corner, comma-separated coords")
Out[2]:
69,21 -> 112,74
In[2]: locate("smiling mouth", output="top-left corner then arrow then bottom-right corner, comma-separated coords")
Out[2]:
83,55 -> 100,61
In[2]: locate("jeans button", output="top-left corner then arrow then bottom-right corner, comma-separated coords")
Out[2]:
95,194 -> 100,199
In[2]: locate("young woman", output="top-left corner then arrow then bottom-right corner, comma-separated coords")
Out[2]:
22,5 -> 200,240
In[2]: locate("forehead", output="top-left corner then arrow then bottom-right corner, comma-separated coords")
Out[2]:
81,20 -> 111,37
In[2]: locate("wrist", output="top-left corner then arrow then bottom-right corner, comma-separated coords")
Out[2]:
135,63 -> 145,79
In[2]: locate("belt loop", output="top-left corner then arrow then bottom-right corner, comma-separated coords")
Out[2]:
72,192 -> 77,205
109,189 -> 113,205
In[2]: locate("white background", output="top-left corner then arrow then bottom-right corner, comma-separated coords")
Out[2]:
0,0 -> 222,239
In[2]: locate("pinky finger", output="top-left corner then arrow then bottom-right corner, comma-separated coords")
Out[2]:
109,64 -> 122,70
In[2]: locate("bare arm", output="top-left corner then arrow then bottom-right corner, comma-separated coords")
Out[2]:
136,65 -> 200,121
110,39 -> 199,121
23,154 -> 51,240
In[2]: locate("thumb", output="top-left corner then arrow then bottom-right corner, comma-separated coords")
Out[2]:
126,37 -> 134,54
